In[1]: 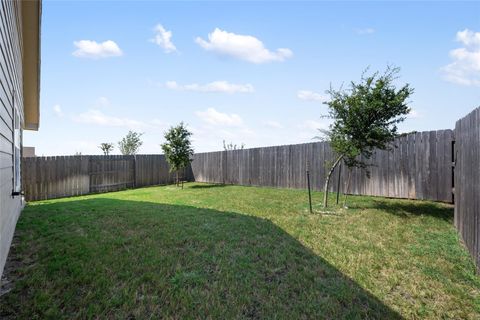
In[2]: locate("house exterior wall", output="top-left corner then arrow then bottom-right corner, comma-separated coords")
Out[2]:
0,0 -> 35,278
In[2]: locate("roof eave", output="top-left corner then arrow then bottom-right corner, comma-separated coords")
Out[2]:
22,0 -> 41,131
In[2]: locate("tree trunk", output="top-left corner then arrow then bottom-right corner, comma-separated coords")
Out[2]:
176,170 -> 179,187
323,155 -> 344,208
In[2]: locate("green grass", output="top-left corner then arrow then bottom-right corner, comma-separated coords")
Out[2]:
1,183 -> 478,319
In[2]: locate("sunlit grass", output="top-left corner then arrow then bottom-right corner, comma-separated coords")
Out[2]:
1,183 -> 478,319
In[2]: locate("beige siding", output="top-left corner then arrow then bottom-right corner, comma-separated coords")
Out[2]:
0,0 -> 24,277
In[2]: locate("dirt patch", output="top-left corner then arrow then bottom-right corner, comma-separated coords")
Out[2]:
0,234 -> 23,297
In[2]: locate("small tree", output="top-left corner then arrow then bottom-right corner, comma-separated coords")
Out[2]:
118,131 -> 143,155
99,142 -> 114,155
321,67 -> 414,208
161,122 -> 194,186
223,140 -> 245,151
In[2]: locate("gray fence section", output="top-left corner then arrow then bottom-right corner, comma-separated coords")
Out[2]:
89,156 -> 135,193
454,107 -> 480,271
346,130 -> 454,202
22,156 -> 90,201
135,154 -> 173,188
22,155 -> 193,201
192,143 -> 340,192
23,130 -> 454,203
191,130 -> 454,202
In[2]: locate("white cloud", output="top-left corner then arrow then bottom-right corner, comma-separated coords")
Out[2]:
297,90 -> 327,102
301,119 -> 329,131
53,104 -> 63,117
74,109 -> 147,129
456,29 -> 480,47
295,119 -> 331,141
195,28 -> 293,64
95,97 -> 110,108
195,108 -> 243,127
72,40 -> 123,59
150,24 -> 177,53
355,28 -> 375,35
150,118 -> 167,127
407,109 -> 422,119
264,120 -> 283,129
165,80 -> 254,94
189,122 -> 256,152
442,29 -> 480,86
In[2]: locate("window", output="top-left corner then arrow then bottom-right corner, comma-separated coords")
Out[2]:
13,95 -> 21,194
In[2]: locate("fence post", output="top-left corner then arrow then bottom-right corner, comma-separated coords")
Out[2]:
133,155 -> 137,188
306,160 -> 312,213
451,139 -> 455,204
336,162 -> 342,205
223,150 -> 227,185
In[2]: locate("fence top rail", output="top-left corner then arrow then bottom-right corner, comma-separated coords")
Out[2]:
27,129 -> 453,160
26,154 -> 169,159
193,129 -> 453,156
455,106 -> 480,126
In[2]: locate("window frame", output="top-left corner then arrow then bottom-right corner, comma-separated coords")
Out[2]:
12,90 -> 22,195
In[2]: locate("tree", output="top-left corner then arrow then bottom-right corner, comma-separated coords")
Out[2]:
118,131 -> 143,155
161,122 -> 194,186
321,67 -> 414,208
99,142 -> 114,155
223,140 -> 245,151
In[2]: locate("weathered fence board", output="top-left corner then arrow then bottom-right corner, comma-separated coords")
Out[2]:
22,154 -> 194,201
191,130 -> 454,203
22,155 -> 90,201
455,107 -> 480,271
89,155 -> 135,193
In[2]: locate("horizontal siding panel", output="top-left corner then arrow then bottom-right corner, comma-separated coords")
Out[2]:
0,112 -> 12,141
0,1 -> 21,103
0,150 -> 11,169
0,16 -> 14,96
0,135 -> 12,154
0,166 -> 11,188
0,96 -> 12,125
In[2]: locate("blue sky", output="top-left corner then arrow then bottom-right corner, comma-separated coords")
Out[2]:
25,1 -> 480,155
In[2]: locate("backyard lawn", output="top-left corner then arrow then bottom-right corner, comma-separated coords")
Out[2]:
0,183 -> 478,319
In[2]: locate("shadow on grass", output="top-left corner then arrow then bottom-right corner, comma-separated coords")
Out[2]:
1,198 -> 402,319
187,183 -> 228,189
349,198 -> 453,222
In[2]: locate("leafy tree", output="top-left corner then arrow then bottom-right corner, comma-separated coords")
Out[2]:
321,67 -> 414,208
99,142 -> 114,155
161,122 -> 194,186
223,140 -> 245,151
118,131 -> 143,155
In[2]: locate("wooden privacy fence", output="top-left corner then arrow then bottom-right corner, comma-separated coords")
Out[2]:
191,129 -> 454,203
23,130 -> 454,203
22,155 -> 194,201
454,106 -> 480,271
